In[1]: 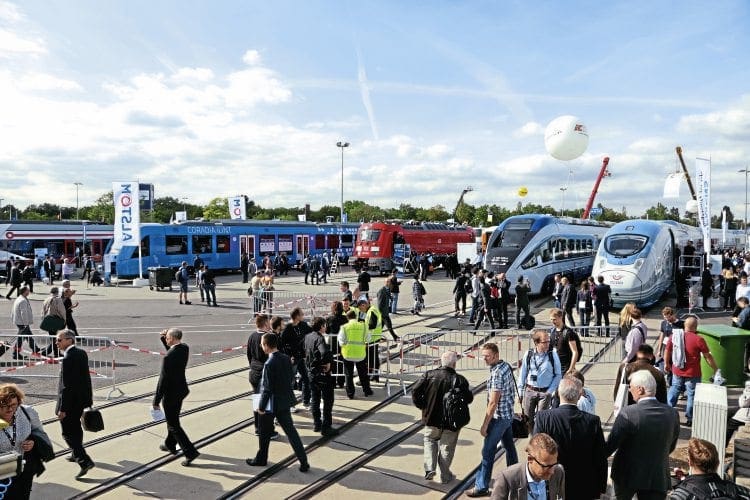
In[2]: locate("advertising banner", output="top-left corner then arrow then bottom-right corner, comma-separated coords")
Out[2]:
112,182 -> 140,250
228,196 -> 246,220
695,158 -> 711,253
663,173 -> 682,199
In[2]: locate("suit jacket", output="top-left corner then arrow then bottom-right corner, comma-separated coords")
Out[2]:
56,346 -> 93,414
490,462 -> 565,500
613,360 -> 668,405
606,398 -> 680,493
153,339 -> 190,406
259,351 -> 296,413
534,404 -> 607,499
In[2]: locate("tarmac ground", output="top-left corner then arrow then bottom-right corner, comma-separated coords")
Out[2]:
0,266 -> 742,499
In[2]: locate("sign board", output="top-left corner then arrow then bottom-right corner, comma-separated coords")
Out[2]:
589,207 -> 603,217
457,242 -> 478,266
139,183 -> 155,211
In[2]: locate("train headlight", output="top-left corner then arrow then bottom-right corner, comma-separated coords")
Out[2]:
634,258 -> 644,270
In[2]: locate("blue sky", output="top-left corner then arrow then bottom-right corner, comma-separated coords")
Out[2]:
1,0 -> 749,220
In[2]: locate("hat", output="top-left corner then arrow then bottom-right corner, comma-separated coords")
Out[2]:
357,299 -> 369,306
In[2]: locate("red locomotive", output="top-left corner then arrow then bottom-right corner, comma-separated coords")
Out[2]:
353,221 -> 474,274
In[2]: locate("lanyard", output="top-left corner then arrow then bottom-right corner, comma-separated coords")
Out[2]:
2,416 -> 16,447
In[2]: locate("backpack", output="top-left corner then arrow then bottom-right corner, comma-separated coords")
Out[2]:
673,476 -> 741,500
521,315 -> 536,330
442,375 -> 471,431
419,282 -> 427,296
549,327 -> 582,359
524,349 -> 556,385
463,279 -> 472,294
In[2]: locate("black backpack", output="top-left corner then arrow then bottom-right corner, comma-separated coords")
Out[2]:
442,375 -> 471,431
524,349 -> 556,384
672,476 -> 742,500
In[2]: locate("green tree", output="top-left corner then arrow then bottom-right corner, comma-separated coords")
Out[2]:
81,192 -> 114,224
345,200 -> 384,222
203,197 -> 229,220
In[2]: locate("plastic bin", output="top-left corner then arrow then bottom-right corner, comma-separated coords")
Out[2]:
698,324 -> 750,387
148,267 -> 173,291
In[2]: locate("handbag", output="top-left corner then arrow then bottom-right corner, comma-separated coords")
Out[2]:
613,367 -> 629,418
39,315 -> 65,333
81,407 -> 104,432
508,362 -> 532,438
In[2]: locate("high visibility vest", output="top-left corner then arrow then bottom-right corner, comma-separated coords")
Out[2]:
340,320 -> 367,362
366,307 -> 383,342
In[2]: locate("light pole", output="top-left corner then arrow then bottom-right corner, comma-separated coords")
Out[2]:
740,168 -> 749,235
337,141 -> 349,222
74,182 -> 83,220
559,187 -> 568,216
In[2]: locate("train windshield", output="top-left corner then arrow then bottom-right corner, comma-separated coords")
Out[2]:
604,234 -> 648,257
359,229 -> 381,242
492,220 -> 533,248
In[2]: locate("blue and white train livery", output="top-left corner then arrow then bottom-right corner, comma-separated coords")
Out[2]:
592,219 -> 701,308
107,220 -> 359,278
483,214 -> 611,296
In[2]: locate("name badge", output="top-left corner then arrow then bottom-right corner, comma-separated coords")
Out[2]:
578,301 -> 587,309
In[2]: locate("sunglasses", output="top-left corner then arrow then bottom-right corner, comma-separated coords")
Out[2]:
530,455 -> 558,469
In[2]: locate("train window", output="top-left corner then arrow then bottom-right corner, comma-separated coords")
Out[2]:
359,229 -> 381,242
341,235 -> 354,247
315,235 -> 326,248
604,234 -> 648,257
217,235 -> 230,253
585,239 -> 594,256
192,235 -> 212,254
328,235 -> 339,249
166,235 -> 187,255
520,253 -> 537,269
140,236 -> 150,257
278,235 -> 293,253
493,221 -> 532,248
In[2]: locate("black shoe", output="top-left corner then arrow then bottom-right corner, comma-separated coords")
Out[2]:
299,462 -> 310,472
269,431 -> 279,440
184,301 -> 192,305
364,390 -> 373,397
347,393 -> 354,399
322,427 -> 339,437
313,422 -> 322,432
466,489 -> 490,498
424,470 -> 436,480
246,458 -> 267,467
181,453 -> 199,466
65,455 -> 77,462
76,461 -> 95,479
159,444 -> 177,455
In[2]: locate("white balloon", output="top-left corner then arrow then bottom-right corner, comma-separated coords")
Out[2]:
685,199 -> 699,213
544,115 -> 589,161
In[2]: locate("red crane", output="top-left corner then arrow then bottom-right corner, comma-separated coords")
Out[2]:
582,157 -> 610,219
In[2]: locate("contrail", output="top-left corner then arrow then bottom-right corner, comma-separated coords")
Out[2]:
356,45 -> 379,140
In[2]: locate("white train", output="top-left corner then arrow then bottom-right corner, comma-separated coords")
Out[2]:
483,214 -> 612,296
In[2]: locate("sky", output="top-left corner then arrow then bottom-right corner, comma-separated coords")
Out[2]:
1,0 -> 749,221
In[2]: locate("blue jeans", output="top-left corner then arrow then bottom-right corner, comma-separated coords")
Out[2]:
668,374 -> 700,421
475,417 -> 515,491
390,292 -> 399,313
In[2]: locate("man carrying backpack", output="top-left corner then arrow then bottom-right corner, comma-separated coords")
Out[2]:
411,350 -> 473,484
518,330 -> 561,426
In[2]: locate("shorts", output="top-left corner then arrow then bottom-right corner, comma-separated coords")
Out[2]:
180,282 -> 188,293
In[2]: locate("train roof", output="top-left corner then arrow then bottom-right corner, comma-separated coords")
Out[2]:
497,214 -> 613,228
362,220 -> 472,231
0,220 -> 113,230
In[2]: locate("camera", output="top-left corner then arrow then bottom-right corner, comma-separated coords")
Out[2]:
530,374 -> 537,382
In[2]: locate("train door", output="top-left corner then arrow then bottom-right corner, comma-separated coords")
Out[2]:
297,234 -> 310,260
63,240 -> 77,262
239,235 -> 255,264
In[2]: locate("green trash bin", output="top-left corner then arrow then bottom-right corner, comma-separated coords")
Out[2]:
697,324 -> 750,387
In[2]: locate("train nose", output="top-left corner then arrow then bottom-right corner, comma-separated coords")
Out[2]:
601,269 -> 643,295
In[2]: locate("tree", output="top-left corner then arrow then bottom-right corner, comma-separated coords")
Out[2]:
203,198 -> 229,220
81,192 -> 114,224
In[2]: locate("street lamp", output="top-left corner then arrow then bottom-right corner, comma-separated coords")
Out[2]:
337,141 -> 349,222
740,168 -> 749,235
74,182 -> 83,220
559,187 -> 568,216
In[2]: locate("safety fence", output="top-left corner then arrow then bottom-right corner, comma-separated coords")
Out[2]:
248,290 -> 340,318
325,333 -> 395,396
0,334 -> 124,399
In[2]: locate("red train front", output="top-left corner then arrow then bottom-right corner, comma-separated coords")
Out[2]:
353,221 -> 474,274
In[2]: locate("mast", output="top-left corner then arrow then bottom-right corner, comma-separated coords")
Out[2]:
582,157 -> 610,219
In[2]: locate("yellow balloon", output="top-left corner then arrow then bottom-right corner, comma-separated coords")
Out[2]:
518,187 -> 528,197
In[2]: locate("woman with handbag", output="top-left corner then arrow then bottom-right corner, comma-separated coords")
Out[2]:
0,383 -> 52,499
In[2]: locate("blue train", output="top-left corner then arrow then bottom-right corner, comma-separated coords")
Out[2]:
483,214 -> 612,296
106,220 -> 360,277
591,219 -> 701,308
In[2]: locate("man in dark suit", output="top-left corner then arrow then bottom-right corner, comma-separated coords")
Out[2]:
490,433 -> 565,500
606,370 -> 680,500
247,314 -> 278,439
55,329 -> 95,478
534,376 -> 607,499
152,328 -> 200,466
612,344 -> 668,406
246,332 -> 310,472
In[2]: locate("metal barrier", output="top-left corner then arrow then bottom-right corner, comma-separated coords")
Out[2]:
0,334 -> 124,399
250,290 -> 338,318
326,333 -> 394,396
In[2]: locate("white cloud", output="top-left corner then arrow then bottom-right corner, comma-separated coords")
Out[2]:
169,67 -> 215,83
17,72 -> 82,91
0,28 -> 45,57
242,49 -> 261,66
677,94 -> 750,140
422,143 -> 450,159
514,121 -> 543,138
0,1 -> 22,23
225,67 -> 292,108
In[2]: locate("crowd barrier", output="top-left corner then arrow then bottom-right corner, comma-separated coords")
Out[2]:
0,334 -> 124,399
249,290 -> 339,318
326,333 -> 394,396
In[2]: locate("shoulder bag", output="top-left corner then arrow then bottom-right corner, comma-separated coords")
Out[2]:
82,407 -> 104,432
507,363 -> 531,438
